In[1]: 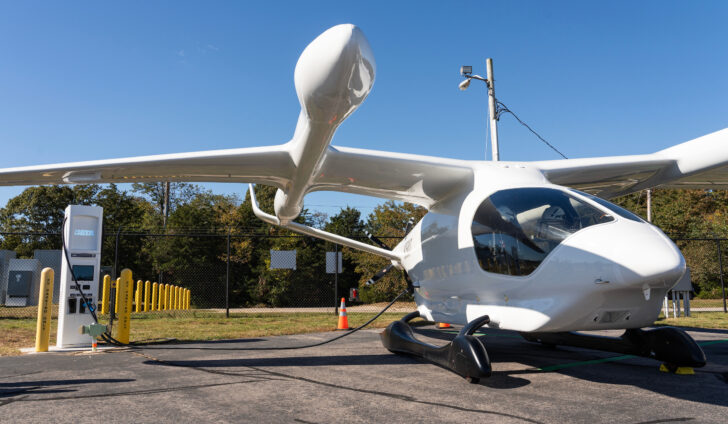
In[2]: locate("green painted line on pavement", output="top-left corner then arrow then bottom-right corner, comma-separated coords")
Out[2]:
537,355 -> 636,372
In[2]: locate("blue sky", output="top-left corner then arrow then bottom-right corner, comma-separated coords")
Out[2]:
1,1 -> 727,217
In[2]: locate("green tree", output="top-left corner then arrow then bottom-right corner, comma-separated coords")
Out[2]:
0,185 -> 98,256
614,189 -> 728,296
324,207 -> 366,303
352,201 -> 426,303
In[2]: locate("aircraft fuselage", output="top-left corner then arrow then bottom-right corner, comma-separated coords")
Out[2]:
394,164 -> 684,333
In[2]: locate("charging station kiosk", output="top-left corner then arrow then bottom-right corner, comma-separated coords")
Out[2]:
57,205 -> 103,348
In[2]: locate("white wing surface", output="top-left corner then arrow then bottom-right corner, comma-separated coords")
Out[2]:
0,146 -> 293,188
534,128 -> 728,198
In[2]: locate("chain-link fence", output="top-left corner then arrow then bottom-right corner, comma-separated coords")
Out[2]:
0,229 -> 414,319
3,230 -> 726,320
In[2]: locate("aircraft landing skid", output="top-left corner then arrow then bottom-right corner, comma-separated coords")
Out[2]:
380,312 -> 492,383
520,327 -> 707,369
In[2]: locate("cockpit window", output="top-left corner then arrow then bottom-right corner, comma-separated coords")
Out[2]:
472,188 -> 614,276
570,189 -> 645,223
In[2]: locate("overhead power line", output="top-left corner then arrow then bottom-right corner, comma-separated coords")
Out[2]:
495,101 -> 568,159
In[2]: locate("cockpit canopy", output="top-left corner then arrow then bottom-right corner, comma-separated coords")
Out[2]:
471,187 -> 614,276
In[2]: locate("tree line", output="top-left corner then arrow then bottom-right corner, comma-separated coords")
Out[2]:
0,184 -> 725,304
0,183 -> 424,307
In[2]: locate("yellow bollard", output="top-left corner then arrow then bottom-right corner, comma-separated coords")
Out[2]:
169,285 -> 174,310
158,283 -> 165,310
151,282 -> 158,311
187,289 -> 191,310
171,285 -> 176,310
164,284 -> 170,310
127,277 -> 134,317
184,289 -> 188,310
116,269 -> 133,344
135,280 -> 143,313
35,268 -> 55,352
114,278 -> 121,313
175,286 -> 180,310
101,275 -> 111,315
178,287 -> 183,310
144,280 -> 151,312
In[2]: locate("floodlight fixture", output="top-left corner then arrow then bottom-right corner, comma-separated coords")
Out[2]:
460,65 -> 472,75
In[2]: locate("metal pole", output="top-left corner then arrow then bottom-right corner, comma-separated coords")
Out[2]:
226,229 -> 231,318
334,243 -> 339,316
113,227 -> 121,280
486,58 -> 499,161
717,238 -> 727,313
646,189 -> 652,222
163,181 -> 170,229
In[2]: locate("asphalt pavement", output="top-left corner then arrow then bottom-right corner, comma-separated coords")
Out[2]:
1,324 -> 727,423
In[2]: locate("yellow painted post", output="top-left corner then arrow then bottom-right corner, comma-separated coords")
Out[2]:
158,283 -> 165,310
151,282 -> 158,311
144,280 -> 151,312
114,278 -> 121,313
135,280 -> 143,313
101,274 -> 111,314
187,289 -> 191,310
35,268 -> 54,352
175,286 -> 180,310
185,289 -> 189,310
116,269 -> 132,344
178,287 -> 183,310
164,284 -> 170,310
126,277 -> 134,317
172,285 -> 177,310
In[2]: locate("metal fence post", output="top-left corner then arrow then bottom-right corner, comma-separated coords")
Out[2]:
717,238 -> 728,313
226,228 -> 231,318
113,226 -> 121,280
334,243 -> 339,316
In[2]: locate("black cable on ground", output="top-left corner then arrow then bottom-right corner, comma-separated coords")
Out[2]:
140,288 -> 410,352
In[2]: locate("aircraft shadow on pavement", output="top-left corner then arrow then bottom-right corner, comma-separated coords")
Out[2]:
415,327 -> 728,407
136,326 -> 727,406
0,378 -> 135,398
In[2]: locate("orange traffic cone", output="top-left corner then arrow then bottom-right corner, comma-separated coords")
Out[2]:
337,298 -> 350,330
435,322 -> 451,329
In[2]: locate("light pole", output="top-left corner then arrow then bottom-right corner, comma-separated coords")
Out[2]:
459,59 -> 499,161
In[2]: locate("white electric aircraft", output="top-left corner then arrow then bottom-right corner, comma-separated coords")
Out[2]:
1,24 -> 722,381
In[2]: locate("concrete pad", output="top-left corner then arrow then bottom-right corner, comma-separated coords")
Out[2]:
1,325 -> 727,423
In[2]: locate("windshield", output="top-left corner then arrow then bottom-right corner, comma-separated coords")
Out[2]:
570,189 -> 645,223
472,187 -> 614,276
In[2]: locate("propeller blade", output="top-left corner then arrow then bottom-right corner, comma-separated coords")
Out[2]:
366,231 -> 391,250
366,264 -> 395,286
404,218 -> 414,236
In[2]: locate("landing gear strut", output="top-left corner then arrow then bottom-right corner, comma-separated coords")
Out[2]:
520,326 -> 707,368
380,312 -> 492,383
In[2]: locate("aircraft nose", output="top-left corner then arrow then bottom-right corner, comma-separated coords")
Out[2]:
610,225 -> 685,288
564,221 -> 685,289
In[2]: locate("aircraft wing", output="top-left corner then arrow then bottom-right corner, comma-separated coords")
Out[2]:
534,128 -> 728,198
0,146 -> 295,188
311,146 -> 474,208
0,143 -> 475,209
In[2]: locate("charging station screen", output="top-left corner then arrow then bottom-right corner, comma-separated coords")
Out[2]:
72,265 -> 95,281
